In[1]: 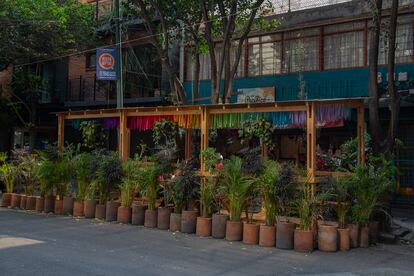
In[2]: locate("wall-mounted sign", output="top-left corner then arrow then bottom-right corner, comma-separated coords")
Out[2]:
96,48 -> 117,81
237,87 -> 275,103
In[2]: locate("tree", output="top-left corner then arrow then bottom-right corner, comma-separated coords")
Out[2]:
368,0 -> 400,156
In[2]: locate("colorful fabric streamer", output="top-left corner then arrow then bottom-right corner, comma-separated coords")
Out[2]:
103,117 -> 120,129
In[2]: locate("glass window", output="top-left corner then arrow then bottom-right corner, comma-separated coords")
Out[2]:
284,37 -> 320,72
378,20 -> 413,64
86,53 -> 96,69
324,21 -> 365,34
324,31 -> 364,69
248,37 -> 282,76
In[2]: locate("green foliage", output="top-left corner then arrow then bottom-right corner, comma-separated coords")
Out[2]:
296,182 -> 317,231
338,133 -> 372,171
219,156 -> 255,221
200,147 -> 222,173
275,163 -> 298,218
238,119 -> 274,149
73,152 -> 92,201
139,163 -> 160,210
15,152 -> 38,195
171,158 -> 200,212
94,151 -> 123,204
0,153 -> 16,193
153,119 -> 178,148
79,121 -> 107,151
200,177 -> 215,218
258,160 -> 280,226
35,158 -> 56,197
328,176 -> 350,229
349,155 -> 396,226
119,159 -> 141,207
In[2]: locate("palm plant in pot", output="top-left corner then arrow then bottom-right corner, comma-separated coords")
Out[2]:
17,153 -> 38,210
117,159 -> 139,224
220,156 -> 255,241
54,154 -> 72,215
169,170 -> 185,232
0,153 -> 16,207
73,152 -> 92,217
275,163 -> 298,249
257,160 -> 280,247
141,162 -> 161,228
196,176 -> 215,237
35,155 -> 57,213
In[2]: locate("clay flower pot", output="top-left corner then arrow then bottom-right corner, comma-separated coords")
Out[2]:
63,196 -> 74,215
226,220 -> 243,241
181,210 -> 198,234
276,221 -> 295,249
369,221 -> 379,244
26,196 -> 37,210
73,201 -> 84,217
169,213 -> 182,232
212,213 -> 228,239
196,217 -> 212,237
131,204 -> 147,225
54,199 -> 63,215
338,228 -> 350,251
157,207 -> 171,230
35,197 -> 45,212
95,204 -> 106,220
44,195 -> 56,213
294,229 -> 313,253
1,193 -> 13,207
84,199 -> 97,219
243,222 -> 259,245
318,224 -> 338,252
118,206 -> 132,224
144,209 -> 158,228
359,225 -> 369,248
347,223 -> 359,248
105,201 -> 120,222
11,193 -> 21,208
20,195 -> 27,209
259,224 -> 276,247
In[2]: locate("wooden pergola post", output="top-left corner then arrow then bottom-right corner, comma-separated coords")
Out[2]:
200,107 -> 210,173
184,129 -> 193,160
57,114 -> 65,149
357,103 -> 365,167
119,110 -> 130,161
306,102 -> 317,190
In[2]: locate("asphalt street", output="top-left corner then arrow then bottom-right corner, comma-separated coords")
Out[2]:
1,208 -> 413,276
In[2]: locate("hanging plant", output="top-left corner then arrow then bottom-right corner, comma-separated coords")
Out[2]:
152,119 -> 178,148
238,119 -> 274,149
79,121 -> 107,151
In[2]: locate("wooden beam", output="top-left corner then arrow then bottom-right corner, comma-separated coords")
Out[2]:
57,115 -> 65,150
357,105 -> 365,166
306,102 -> 317,193
200,107 -> 210,173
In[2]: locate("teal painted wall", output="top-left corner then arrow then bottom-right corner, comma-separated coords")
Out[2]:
184,64 -> 414,103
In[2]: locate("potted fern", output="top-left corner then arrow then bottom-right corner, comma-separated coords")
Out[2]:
220,156 -> 255,241
257,160 -> 280,247
0,153 -> 16,207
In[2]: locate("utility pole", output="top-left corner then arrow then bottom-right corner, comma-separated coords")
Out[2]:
115,0 -> 123,108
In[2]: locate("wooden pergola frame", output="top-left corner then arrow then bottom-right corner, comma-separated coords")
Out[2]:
55,98 -> 365,183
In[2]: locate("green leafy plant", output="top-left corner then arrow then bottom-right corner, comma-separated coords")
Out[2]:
171,158 -> 200,211
328,176 -> 350,229
79,121 -> 107,151
73,152 -> 92,202
94,151 -> 123,204
200,147 -> 222,173
139,163 -> 160,210
153,119 -> 178,148
275,163 -> 298,219
119,159 -> 140,207
296,182 -> 317,231
0,152 -> 16,193
15,152 -> 38,196
35,158 -> 56,197
258,160 -> 280,226
200,177 -> 215,218
238,119 -> 274,150
219,156 -> 255,221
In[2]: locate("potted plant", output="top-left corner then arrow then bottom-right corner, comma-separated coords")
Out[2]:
257,160 -> 280,247
158,178 -> 172,230
17,153 -> 38,210
118,159 -> 138,224
348,156 -> 395,248
73,153 -> 92,217
169,172 -> 184,232
0,153 -> 16,207
196,176 -> 215,237
35,155 -> 57,213
243,188 -> 261,245
141,163 -> 160,228
54,155 -> 72,215
220,156 -> 254,241
275,163 -> 298,249
294,182 -> 317,253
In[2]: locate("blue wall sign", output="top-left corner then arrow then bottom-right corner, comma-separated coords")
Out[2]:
96,48 -> 118,80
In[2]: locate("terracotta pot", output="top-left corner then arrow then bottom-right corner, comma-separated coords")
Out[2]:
63,196 -> 74,215
276,221 -> 295,249
44,195 -> 56,213
84,199 -> 96,218
338,228 -> 350,251
212,213 -> 228,239
181,210 -> 198,234
11,193 -> 21,208
20,195 -> 27,209
294,229 -> 313,253
243,222 -> 259,245
131,204 -> 147,225
318,224 -> 338,252
169,213 -> 182,232
26,196 -> 37,210
144,209 -> 158,228
226,220 -> 243,241
105,201 -> 120,222
347,223 -> 359,248
1,193 -> 12,207
35,197 -> 45,212
359,225 -> 369,248
54,199 -> 63,215
196,217 -> 212,237
157,207 -> 171,230
117,206 -> 132,224
369,221 -> 379,244
73,201 -> 84,217
259,224 -> 276,247
95,204 -> 106,220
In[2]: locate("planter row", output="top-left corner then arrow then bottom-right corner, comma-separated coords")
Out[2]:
1,193 -> 379,252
